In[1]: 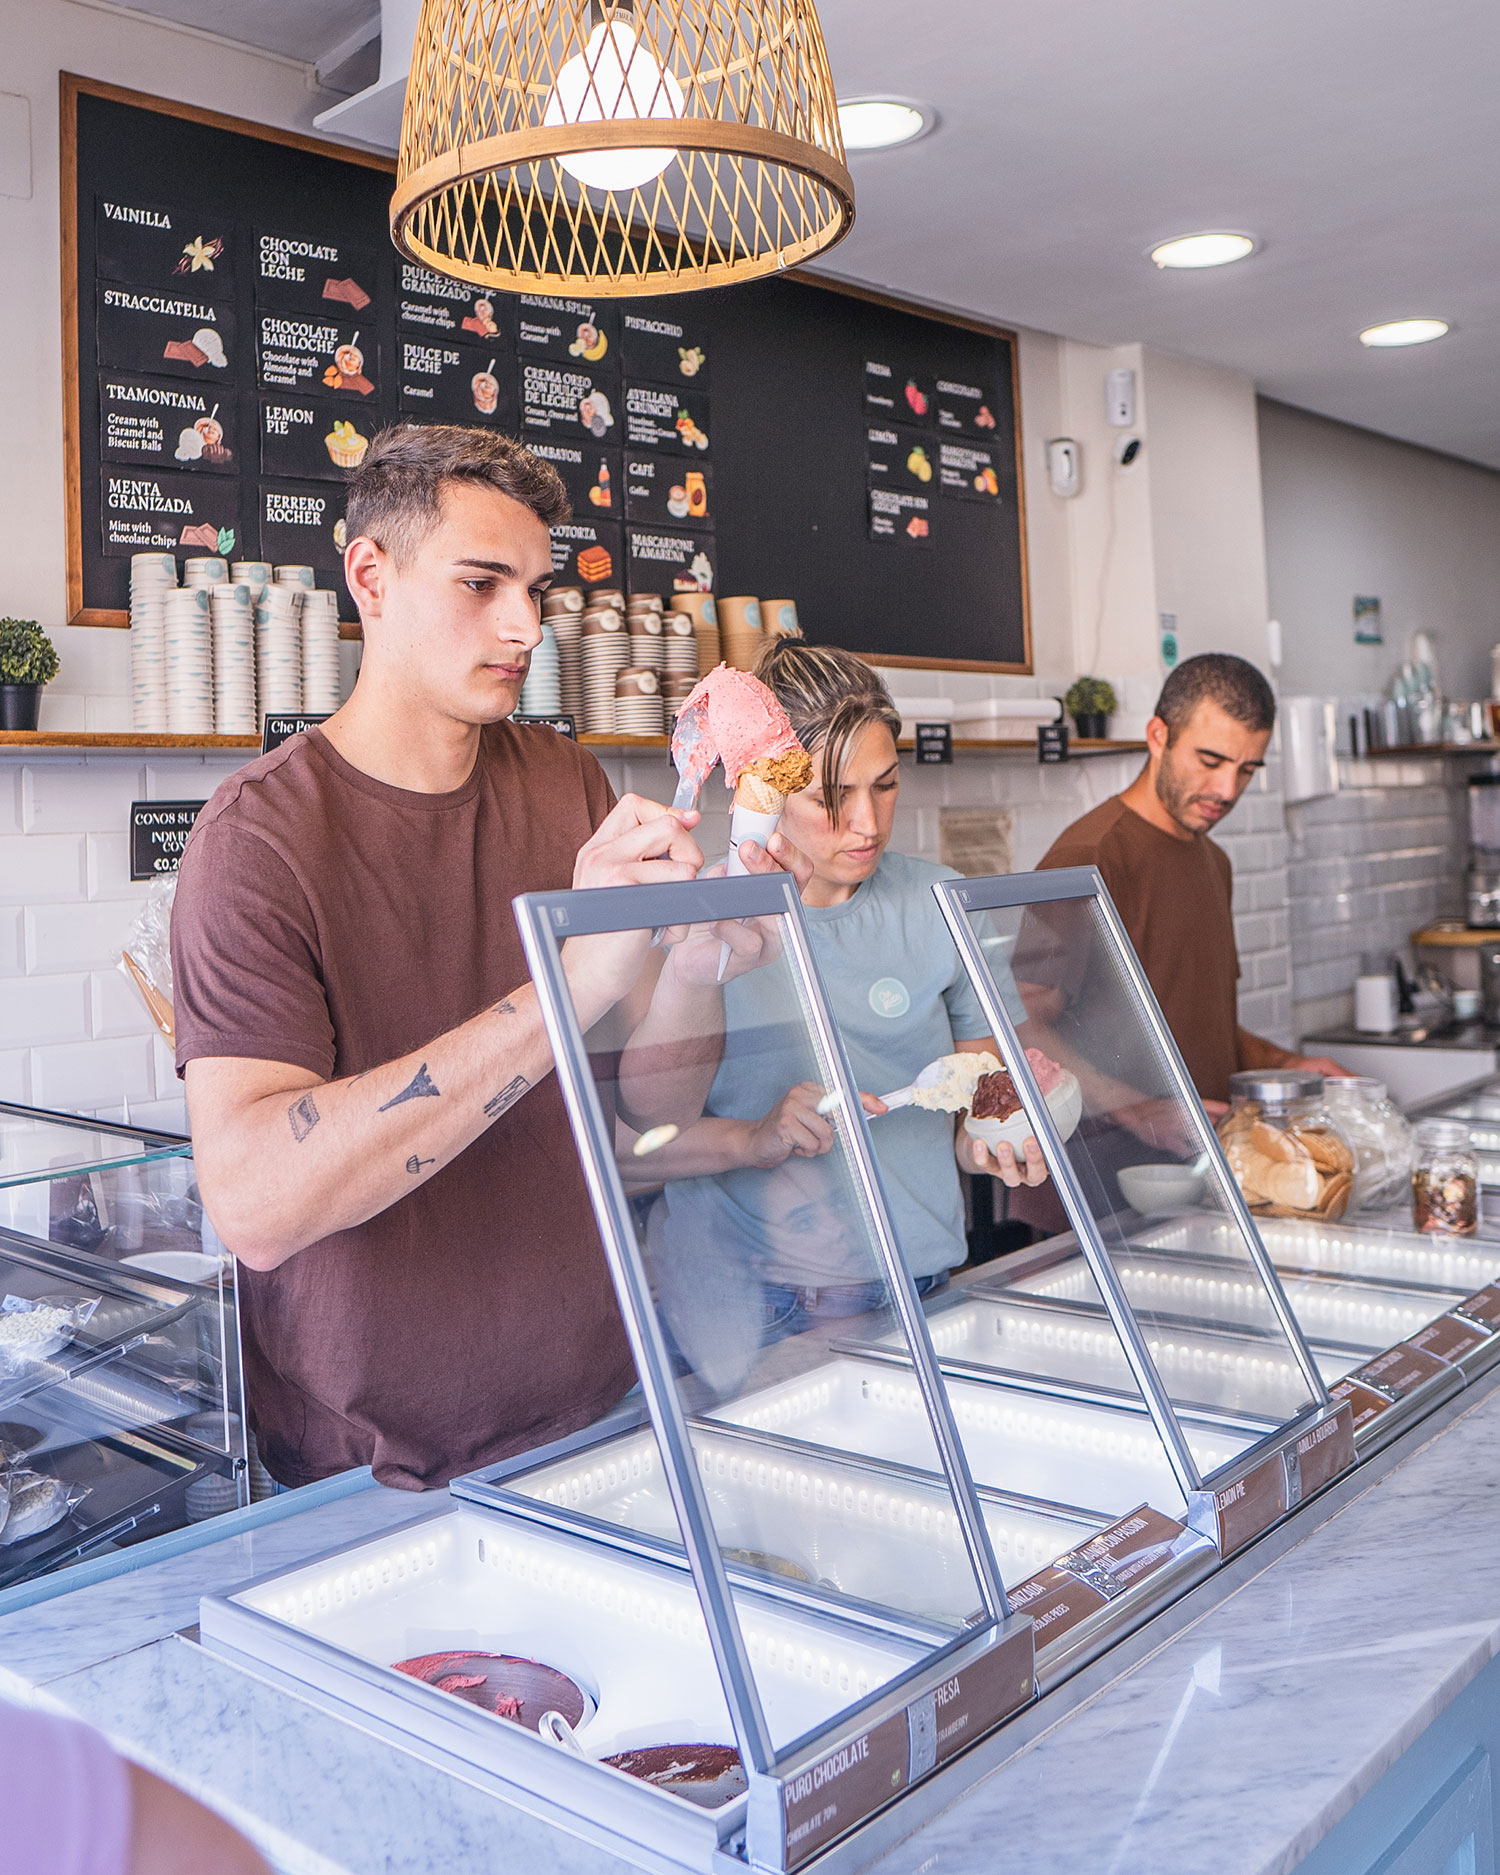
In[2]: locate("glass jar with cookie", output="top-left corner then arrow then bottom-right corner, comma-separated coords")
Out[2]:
1217,1071 -> 1356,1222
1411,1119 -> 1479,1236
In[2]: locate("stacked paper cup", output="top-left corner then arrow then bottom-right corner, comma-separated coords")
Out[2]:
542,588 -> 584,722
719,597 -> 764,671
275,564 -> 316,593
164,585 -> 214,734
670,593 -> 721,675
183,556 -> 228,593
626,599 -> 664,673
664,674 -> 697,728
614,668 -> 665,735
661,609 -> 701,684
209,583 -> 256,734
581,602 -> 630,733
300,588 -> 342,713
129,553 -> 175,731
231,561 -> 271,604
763,599 -> 802,640
519,620 -> 561,715
255,580 -> 303,716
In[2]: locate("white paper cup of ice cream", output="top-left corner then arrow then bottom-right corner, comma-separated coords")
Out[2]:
963,1070 -> 1082,1156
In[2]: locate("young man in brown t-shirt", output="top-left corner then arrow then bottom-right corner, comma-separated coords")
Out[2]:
171,426 -> 795,1490
1035,654 -> 1343,1107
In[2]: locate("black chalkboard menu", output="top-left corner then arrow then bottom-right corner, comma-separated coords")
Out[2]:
64,77 -> 1030,668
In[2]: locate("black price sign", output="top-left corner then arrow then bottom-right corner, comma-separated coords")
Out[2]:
261,713 -> 331,755
935,377 -> 1001,437
257,480 -> 347,585
97,284 -> 235,382
511,714 -> 577,738
260,396 -> 374,483
937,438 -> 1002,502
130,800 -> 204,879
866,422 -> 937,494
914,722 -> 953,765
257,313 -> 376,399
102,469 -> 239,559
521,363 -> 619,441
625,453 -> 712,528
101,373 -> 237,475
95,195 -> 235,291
549,518 -> 622,591
1038,722 -> 1069,764
529,440 -> 620,519
398,261 -> 508,340
621,311 -> 710,389
516,294 -> 620,371
399,339 -> 514,427
625,526 -> 716,598
864,359 -> 935,425
253,230 -> 377,317
868,486 -> 932,545
623,383 -> 711,454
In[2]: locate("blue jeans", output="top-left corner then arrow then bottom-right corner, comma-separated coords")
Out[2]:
758,1271 -> 949,1348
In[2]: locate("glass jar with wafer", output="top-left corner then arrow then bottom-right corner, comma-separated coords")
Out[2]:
1217,1071 -> 1355,1221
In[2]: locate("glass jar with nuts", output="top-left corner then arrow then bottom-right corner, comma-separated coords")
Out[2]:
1217,1071 -> 1356,1221
1411,1119 -> 1479,1236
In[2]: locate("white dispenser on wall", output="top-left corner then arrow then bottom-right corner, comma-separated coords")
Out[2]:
1281,696 -> 1339,804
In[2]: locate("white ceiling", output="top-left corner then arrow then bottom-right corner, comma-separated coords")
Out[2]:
126,0 -> 1500,469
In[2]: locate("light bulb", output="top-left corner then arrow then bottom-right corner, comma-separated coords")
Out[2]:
1358,318 -> 1450,348
543,18 -> 684,193
1149,232 -> 1256,269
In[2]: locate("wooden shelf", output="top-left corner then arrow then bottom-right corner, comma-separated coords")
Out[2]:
1355,743 -> 1500,758
580,734 -> 1148,756
0,731 -> 260,751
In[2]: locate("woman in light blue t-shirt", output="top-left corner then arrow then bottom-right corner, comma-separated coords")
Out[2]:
646,643 -> 1046,1353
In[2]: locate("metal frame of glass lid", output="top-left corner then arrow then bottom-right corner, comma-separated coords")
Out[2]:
513,875 -> 1029,1844
933,867 -> 1335,1511
0,1100 -> 189,1189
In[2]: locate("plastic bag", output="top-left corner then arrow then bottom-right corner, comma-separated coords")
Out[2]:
120,874 -> 177,1042
0,1293 -> 100,1374
0,1471 -> 88,1545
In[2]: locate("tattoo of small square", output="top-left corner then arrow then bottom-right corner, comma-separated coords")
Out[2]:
288,1093 -> 320,1142
483,1075 -> 529,1120
378,1063 -> 441,1111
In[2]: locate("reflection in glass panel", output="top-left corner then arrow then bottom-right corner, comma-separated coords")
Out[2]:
959,896 -> 1320,1431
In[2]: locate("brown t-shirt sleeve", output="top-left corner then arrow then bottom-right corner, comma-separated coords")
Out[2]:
171,820 -> 336,1080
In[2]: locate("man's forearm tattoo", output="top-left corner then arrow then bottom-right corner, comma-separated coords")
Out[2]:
483,1075 -> 529,1120
492,998 -> 517,1016
288,1093 -> 320,1142
378,1063 -> 441,1111
406,1154 -> 435,1174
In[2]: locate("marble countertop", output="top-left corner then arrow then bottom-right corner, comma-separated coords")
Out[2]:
6,1379 -> 1500,1875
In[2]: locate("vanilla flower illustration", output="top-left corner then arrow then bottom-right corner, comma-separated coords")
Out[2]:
180,236 -> 219,272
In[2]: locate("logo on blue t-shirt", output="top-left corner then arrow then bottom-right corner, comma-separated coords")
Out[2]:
868,977 -> 911,1019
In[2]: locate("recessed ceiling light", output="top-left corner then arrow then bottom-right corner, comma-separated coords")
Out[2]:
1358,318 -> 1450,348
837,98 -> 933,152
1149,231 -> 1256,270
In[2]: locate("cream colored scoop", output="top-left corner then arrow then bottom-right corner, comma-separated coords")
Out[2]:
876,1052 -> 1003,1113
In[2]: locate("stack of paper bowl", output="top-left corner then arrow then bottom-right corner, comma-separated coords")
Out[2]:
719,596 -> 764,671
300,588 -> 342,713
626,602 -> 664,672
275,564 -> 316,592
164,585 -> 214,734
519,620 -> 561,715
660,610 -> 700,682
231,561 -> 271,604
664,674 -> 697,728
614,667 -> 665,735
542,588 -> 584,722
209,583 -> 256,735
255,581 -> 303,717
129,553 -> 175,731
182,556 -> 228,592
581,604 -> 630,734
670,592 -> 720,673
763,599 -> 802,640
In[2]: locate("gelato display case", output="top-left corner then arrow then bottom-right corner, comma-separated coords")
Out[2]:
203,871 -> 1356,1871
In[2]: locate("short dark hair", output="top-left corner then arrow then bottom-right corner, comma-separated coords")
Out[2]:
344,425 -> 569,567
1155,653 -> 1276,739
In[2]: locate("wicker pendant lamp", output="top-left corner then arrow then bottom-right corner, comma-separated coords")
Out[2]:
391,0 -> 855,297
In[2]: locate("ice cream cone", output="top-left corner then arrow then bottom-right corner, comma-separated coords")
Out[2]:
733,771 -> 788,816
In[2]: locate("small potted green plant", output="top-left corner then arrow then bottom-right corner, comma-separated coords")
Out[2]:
1064,676 -> 1118,741
0,619 -> 61,731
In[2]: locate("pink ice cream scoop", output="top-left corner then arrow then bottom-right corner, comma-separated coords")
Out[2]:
670,663 -> 807,794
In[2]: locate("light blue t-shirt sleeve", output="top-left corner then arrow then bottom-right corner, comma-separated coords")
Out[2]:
933,865 -> 1027,1038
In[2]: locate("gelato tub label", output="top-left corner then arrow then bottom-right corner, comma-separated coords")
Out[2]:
101,469 -> 238,558
528,441 -> 620,519
257,314 -> 377,399
258,479 -> 348,586
868,485 -> 932,545
97,284 -> 236,382
398,263 -> 511,341
624,453 -> 712,528
400,340 -> 516,427
864,359 -> 934,425
625,526 -> 716,597
516,294 -> 620,372
621,311 -> 710,389
1405,1312 -> 1492,1365
1352,1341 -> 1450,1399
1328,1376 -> 1395,1429
935,376 -> 1001,437
522,363 -> 618,439
260,396 -> 371,483
95,194 -> 235,291
549,518 -> 622,591
623,382 -> 711,454
866,422 -> 937,492
254,229 -> 378,317
100,372 -> 237,474
938,438 -> 1003,502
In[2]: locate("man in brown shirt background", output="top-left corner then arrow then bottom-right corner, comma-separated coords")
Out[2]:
171,427 -> 797,1490
1037,653 -> 1344,1107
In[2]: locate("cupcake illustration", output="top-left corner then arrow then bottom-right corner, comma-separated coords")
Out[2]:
325,419 -> 369,468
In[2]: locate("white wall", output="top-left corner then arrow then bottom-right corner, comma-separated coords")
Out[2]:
1259,397 -> 1500,708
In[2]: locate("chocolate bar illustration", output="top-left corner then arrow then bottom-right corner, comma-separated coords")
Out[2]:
323,277 -> 372,311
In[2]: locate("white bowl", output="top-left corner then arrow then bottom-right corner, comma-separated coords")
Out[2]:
963,1070 -> 1082,1155
123,1250 -> 225,1286
1116,1163 -> 1207,1216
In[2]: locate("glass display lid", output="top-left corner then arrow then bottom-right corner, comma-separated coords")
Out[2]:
202,874 -> 1037,1873
931,867 -> 1358,1548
